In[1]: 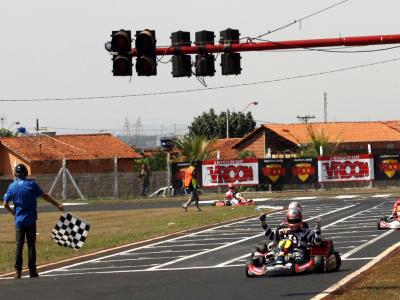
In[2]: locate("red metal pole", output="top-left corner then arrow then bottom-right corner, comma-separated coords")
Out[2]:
130,34 -> 400,57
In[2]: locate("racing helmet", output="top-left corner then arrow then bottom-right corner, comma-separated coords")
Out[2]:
225,191 -> 233,200
14,163 -> 28,179
287,207 -> 302,230
288,201 -> 302,212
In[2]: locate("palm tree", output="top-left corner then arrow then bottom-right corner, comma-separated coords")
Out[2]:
299,125 -> 341,157
174,135 -> 214,162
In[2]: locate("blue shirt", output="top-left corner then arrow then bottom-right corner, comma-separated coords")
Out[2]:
4,178 -> 43,228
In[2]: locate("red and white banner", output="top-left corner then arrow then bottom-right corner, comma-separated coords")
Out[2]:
318,154 -> 374,182
201,158 -> 259,187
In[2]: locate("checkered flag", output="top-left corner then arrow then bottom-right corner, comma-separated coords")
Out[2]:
51,212 -> 90,250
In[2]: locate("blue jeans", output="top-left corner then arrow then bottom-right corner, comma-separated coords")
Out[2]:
15,223 -> 36,272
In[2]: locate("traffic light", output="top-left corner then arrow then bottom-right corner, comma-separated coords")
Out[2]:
220,28 -> 241,75
194,30 -> 215,77
171,31 -> 192,77
135,29 -> 157,76
110,30 -> 132,76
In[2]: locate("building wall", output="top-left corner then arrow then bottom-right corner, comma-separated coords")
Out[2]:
31,158 -> 135,174
235,129 -> 266,158
0,146 -> 30,176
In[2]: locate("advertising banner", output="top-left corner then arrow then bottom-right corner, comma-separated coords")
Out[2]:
201,158 -> 259,187
374,154 -> 400,180
258,158 -> 289,184
258,157 -> 318,184
318,154 -> 374,182
288,157 -> 318,184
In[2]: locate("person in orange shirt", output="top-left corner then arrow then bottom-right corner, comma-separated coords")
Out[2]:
182,163 -> 201,212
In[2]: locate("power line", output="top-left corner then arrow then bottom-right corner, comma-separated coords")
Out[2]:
0,56 -> 399,103
248,0 -> 350,40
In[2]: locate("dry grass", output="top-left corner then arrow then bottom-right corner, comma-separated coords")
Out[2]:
330,249 -> 400,300
0,205 -> 260,274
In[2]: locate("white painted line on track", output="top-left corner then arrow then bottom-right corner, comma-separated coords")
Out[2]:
311,241 -> 400,300
371,194 -> 392,198
93,256 -> 184,263
291,196 -> 317,200
334,195 -> 359,199
145,233 -> 265,270
341,229 -> 395,259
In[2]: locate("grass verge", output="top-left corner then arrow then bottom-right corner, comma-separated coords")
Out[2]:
0,205 -> 263,274
328,248 -> 400,300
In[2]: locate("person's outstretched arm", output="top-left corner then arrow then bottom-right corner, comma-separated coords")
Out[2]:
3,201 -> 15,216
42,193 -> 64,211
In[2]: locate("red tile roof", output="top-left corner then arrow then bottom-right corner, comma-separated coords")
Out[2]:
0,134 -> 142,162
264,122 -> 400,145
209,138 -> 241,159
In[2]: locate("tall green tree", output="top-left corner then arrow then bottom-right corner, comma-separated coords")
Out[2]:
188,108 -> 256,139
299,125 -> 341,157
0,128 -> 15,137
174,135 -> 214,162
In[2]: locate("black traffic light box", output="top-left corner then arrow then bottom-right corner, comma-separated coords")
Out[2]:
135,30 -> 157,76
111,30 -> 132,76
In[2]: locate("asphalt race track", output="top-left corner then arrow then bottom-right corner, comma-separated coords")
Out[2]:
0,194 -> 399,300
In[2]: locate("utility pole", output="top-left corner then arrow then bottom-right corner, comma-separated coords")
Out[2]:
297,115 -> 315,123
324,92 -> 328,123
226,109 -> 229,138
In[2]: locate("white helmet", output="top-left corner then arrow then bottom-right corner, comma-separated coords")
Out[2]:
288,201 -> 302,212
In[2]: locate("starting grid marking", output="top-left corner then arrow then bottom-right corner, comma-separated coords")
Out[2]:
38,201 -> 395,278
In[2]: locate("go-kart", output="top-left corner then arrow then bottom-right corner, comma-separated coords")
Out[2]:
245,235 -> 341,277
213,199 -> 255,207
377,215 -> 400,230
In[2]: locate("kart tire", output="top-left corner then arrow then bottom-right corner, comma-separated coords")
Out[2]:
377,218 -> 384,230
333,251 -> 341,271
314,255 -> 325,273
252,255 -> 265,267
246,258 -> 255,278
258,243 -> 268,254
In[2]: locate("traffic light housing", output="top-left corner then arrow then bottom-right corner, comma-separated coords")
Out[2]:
194,30 -> 215,77
135,30 -> 157,76
220,28 -> 241,75
171,31 -> 192,77
111,30 -> 132,76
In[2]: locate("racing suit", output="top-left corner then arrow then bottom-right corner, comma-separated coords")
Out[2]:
391,197 -> 400,220
260,218 -> 321,264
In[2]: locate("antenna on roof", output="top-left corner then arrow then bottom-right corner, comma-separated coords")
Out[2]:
297,115 -> 315,123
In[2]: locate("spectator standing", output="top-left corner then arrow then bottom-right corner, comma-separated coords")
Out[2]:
3,164 -> 64,279
182,163 -> 201,211
139,164 -> 151,197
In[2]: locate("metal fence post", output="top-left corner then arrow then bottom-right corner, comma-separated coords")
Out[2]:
62,157 -> 67,201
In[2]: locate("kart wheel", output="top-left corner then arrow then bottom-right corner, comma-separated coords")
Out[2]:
377,218 -> 384,230
314,256 -> 325,273
252,255 -> 265,267
333,251 -> 341,271
245,258 -> 255,278
258,243 -> 268,254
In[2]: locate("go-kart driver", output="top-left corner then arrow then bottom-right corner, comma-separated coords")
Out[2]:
259,206 -> 321,264
390,197 -> 400,220
225,183 -> 246,205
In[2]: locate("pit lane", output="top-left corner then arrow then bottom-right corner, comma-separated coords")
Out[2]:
0,195 -> 398,300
